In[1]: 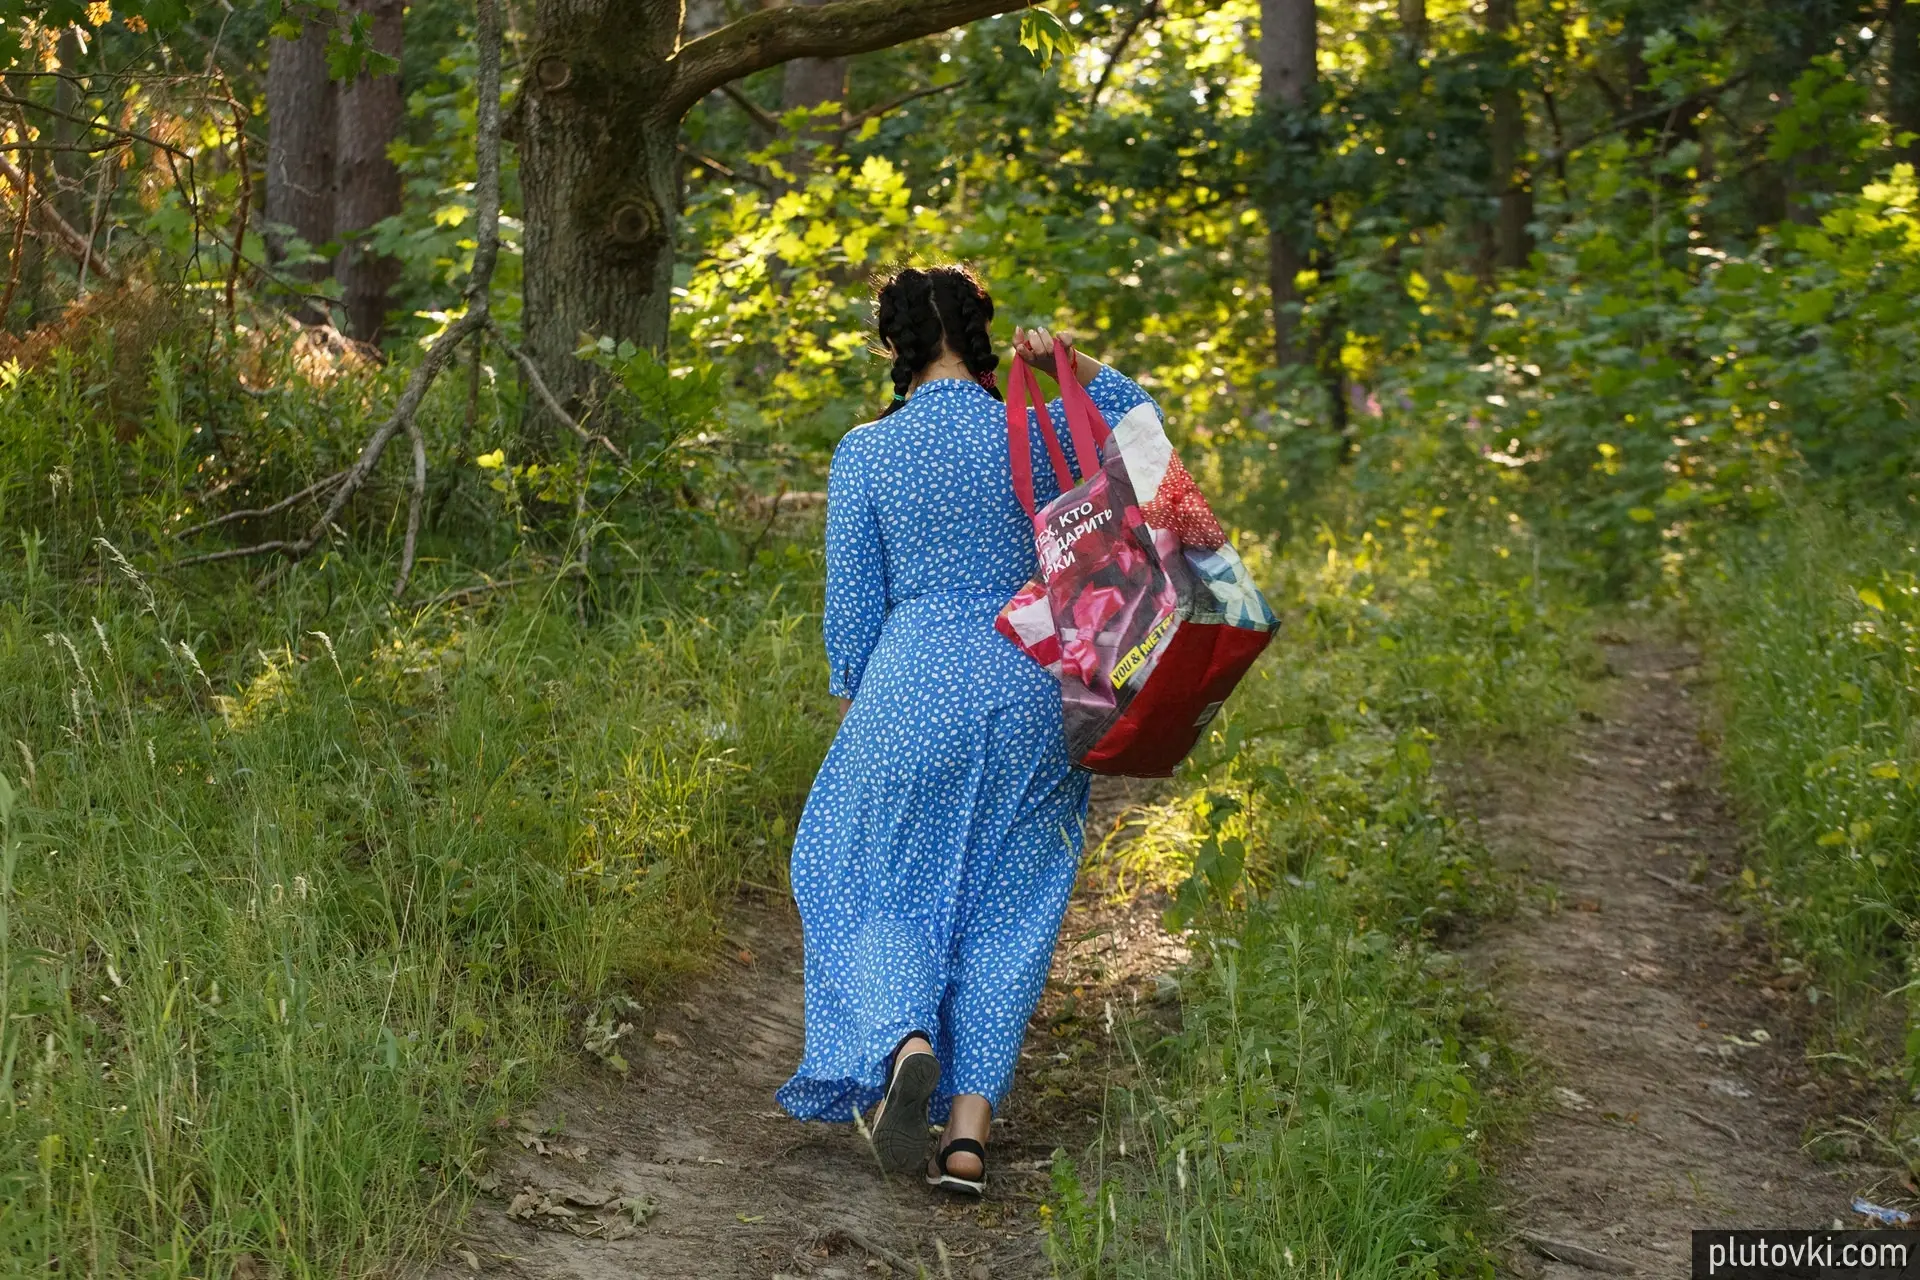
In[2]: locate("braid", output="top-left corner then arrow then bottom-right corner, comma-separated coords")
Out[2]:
874,268 -> 943,418
930,266 -> 1003,402
871,263 -> 1001,415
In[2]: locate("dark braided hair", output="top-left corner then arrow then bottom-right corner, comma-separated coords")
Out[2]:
873,265 -> 1002,418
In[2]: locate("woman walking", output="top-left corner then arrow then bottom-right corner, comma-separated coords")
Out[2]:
775,265 -> 1157,1194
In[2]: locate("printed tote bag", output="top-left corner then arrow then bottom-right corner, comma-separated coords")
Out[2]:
994,340 -> 1279,777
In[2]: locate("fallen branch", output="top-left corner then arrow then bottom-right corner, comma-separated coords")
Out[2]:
1518,1232 -> 1636,1275
174,308 -> 488,570
824,1222 -> 920,1277
1678,1106 -> 1740,1143
172,0 -> 505,594
0,151 -> 116,284
171,469 -> 347,539
495,328 -> 628,465
426,562 -> 582,608
394,412 -> 428,597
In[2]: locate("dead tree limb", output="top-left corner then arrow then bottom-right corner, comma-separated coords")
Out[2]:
0,152 -> 117,284
174,0 -> 505,590
720,82 -> 780,134
839,78 -> 969,132
0,110 -> 32,323
1093,2 -> 1162,104
172,468 -> 347,539
494,328 -> 628,466
395,412 -> 428,597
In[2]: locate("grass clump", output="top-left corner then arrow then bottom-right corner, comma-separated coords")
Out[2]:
0,518 -> 830,1274
1046,516 -> 1579,1278
1701,508 -> 1920,1052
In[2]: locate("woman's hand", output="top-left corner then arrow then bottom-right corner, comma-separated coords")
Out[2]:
1012,326 -> 1101,387
837,697 -> 852,721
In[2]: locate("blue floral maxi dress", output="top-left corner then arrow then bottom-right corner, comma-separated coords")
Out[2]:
776,369 -> 1155,1124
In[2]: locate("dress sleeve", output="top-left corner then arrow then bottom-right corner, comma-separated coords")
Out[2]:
1032,365 -> 1158,504
823,434 -> 887,700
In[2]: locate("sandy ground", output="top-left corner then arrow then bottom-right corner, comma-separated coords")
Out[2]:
431,778 -> 1179,1280
1460,638 -> 1892,1277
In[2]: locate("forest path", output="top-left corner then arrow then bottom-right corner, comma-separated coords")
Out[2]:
436,779 -> 1178,1280
1458,637 -> 1879,1277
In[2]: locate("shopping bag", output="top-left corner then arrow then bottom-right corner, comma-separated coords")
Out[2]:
994,340 -> 1278,776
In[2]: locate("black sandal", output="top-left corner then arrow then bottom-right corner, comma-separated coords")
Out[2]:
926,1137 -> 987,1196
869,1038 -> 940,1174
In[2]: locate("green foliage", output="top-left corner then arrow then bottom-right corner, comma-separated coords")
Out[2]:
1702,509 -> 1920,1063
1049,523 -> 1577,1276
0,345 -> 834,1274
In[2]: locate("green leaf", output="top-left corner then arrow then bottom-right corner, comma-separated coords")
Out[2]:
1019,8 -> 1072,68
1856,586 -> 1886,612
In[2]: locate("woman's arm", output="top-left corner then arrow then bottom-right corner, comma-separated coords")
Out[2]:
823,434 -> 887,705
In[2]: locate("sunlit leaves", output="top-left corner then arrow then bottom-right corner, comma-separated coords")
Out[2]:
1018,7 -> 1072,68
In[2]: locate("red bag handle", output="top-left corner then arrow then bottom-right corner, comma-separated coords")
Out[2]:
1005,354 -> 1074,516
1051,336 -> 1112,471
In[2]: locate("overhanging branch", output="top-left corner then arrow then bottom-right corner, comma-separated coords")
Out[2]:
665,0 -> 1021,120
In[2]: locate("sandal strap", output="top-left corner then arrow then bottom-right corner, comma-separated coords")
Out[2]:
936,1137 -> 987,1172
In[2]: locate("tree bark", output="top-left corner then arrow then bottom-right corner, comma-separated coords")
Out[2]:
51,30 -> 86,232
1260,0 -> 1315,367
1894,0 -> 1920,168
265,17 -> 338,322
516,0 -> 1016,443
1486,0 -> 1532,271
1398,0 -> 1426,60
783,0 -> 850,124
336,0 -> 406,342
518,0 -> 685,435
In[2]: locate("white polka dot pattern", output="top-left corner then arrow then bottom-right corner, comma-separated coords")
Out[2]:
776,369 -> 1155,1123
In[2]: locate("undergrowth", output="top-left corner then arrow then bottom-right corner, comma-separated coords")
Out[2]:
1701,507 -> 1920,1074
0,338 -> 834,1274
1046,514 -> 1580,1277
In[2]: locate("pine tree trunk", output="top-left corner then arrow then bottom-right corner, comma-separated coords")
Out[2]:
1397,0 -> 1426,60
265,18 -> 338,322
518,0 -> 683,440
1893,0 -> 1920,168
336,0 -> 406,342
784,0 -> 849,128
1260,0 -> 1316,367
1486,0 -> 1532,271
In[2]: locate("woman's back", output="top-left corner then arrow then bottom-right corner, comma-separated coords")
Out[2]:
826,366 -> 1151,690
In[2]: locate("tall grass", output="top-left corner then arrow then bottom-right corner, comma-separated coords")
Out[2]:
1701,507 -> 1920,1050
1048,516 -> 1579,1277
0,340 -> 835,1274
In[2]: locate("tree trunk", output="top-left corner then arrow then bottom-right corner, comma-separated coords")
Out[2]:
784,0 -> 849,123
514,0 -> 1019,442
1894,0 -> 1920,168
265,17 -> 339,322
1486,0 -> 1532,271
519,0 -> 683,437
51,30 -> 86,233
336,0 -> 406,343
1260,0 -> 1316,367
1398,0 -> 1426,60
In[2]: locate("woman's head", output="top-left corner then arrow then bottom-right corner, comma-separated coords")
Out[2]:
873,265 -> 1001,416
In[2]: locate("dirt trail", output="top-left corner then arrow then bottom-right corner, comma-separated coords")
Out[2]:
1460,638 -> 1883,1277
438,637 -> 1897,1280
437,779 -> 1179,1280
